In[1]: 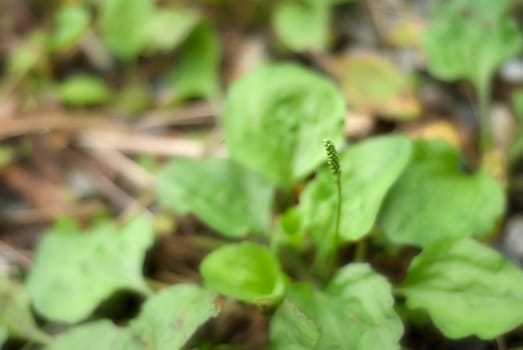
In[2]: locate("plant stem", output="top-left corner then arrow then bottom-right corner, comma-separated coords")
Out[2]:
327,175 -> 342,271
313,139 -> 343,279
315,176 -> 341,280
477,79 -> 492,155
333,175 -> 342,252
354,238 -> 367,262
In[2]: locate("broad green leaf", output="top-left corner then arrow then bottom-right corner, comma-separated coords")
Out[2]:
0,276 -> 50,344
200,242 -> 286,305
56,74 -> 111,106
98,0 -> 154,60
273,1 -> 329,52
270,264 -> 403,349
27,215 -> 154,323
332,53 -> 420,120
399,238 -> 523,339
301,135 -> 412,242
223,63 -> 346,188
157,158 -> 273,237
381,140 -> 505,247
45,320 -> 142,350
49,5 -> 90,52
270,298 -> 320,350
423,0 -> 522,89
131,284 -> 220,350
167,23 -> 220,100
147,8 -> 199,53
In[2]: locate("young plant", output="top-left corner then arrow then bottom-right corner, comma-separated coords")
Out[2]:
422,0 -> 522,155
3,62 -> 523,350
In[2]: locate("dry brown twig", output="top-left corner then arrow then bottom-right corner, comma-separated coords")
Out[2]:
77,129 -> 205,157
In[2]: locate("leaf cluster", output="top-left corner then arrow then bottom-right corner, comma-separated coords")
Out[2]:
1,59 -> 517,349
3,1 -> 523,349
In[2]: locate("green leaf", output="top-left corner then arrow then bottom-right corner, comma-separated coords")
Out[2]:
270,264 -> 403,349
273,1 -> 329,52
167,22 -> 220,100
49,5 -> 90,52
147,8 -> 199,53
27,215 -> 154,323
0,276 -> 51,344
270,298 -> 320,350
130,284 -> 220,350
0,326 -> 6,347
275,206 -> 306,249
422,0 -> 522,89
56,74 -> 111,106
157,158 -> 273,238
381,140 -> 505,247
399,238 -> 523,339
45,320 -> 142,350
200,242 -> 286,305
223,63 -> 346,188
301,135 -> 412,242
98,0 -> 154,60
7,31 -> 46,76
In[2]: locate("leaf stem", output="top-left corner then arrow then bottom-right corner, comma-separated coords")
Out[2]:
324,174 -> 342,274
477,78 -> 492,155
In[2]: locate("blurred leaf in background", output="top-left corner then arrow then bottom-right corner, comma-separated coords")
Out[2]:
98,0 -> 155,61
273,0 -> 350,52
98,0 -> 200,61
0,326 -> 7,348
7,30 -> 47,78
26,215 -> 154,323
49,5 -> 91,53
273,0 -> 330,52
46,320 -> 142,350
0,276 -> 51,344
165,23 -> 221,101
147,7 -> 200,53
423,0 -> 521,87
422,0 -> 522,147
56,73 -> 111,106
130,284 -> 220,350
